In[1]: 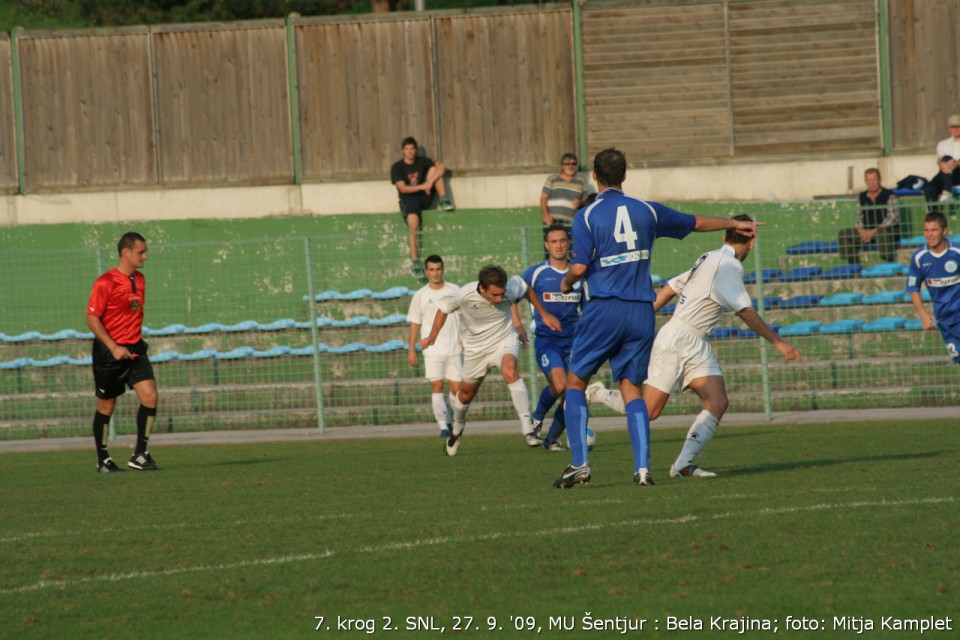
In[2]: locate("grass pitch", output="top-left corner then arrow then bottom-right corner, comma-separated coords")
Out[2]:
1,419 -> 957,639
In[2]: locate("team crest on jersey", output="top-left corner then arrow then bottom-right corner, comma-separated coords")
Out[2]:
129,297 -> 140,312
946,260 -> 958,274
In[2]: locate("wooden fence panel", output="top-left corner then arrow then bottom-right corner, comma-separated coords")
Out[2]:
436,6 -> 575,172
296,16 -> 436,180
16,28 -> 156,190
888,0 -> 960,155
582,1 -> 732,165
153,22 -> 292,185
728,0 -> 880,155
0,34 -> 17,192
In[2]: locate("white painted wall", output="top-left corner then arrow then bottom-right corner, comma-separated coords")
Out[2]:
0,154 -> 940,226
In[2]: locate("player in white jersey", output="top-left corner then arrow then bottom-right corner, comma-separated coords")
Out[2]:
586,215 -> 800,477
420,265 -> 541,455
907,211 -> 960,363
407,255 -> 463,438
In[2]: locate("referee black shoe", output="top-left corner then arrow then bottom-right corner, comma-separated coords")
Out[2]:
97,457 -> 126,473
128,452 -> 158,471
553,464 -> 590,489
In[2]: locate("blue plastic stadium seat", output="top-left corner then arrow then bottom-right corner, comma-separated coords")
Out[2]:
779,266 -> 823,282
785,241 -> 838,255
861,291 -> 906,305
819,319 -> 864,334
751,296 -> 781,310
743,269 -> 781,284
780,321 -> 822,336
711,326 -> 739,339
779,295 -> 820,309
658,303 -> 676,315
900,235 -> 925,248
892,188 -> 923,196
904,319 -> 925,330
862,262 -> 908,278
862,317 -> 906,332
821,264 -> 862,280
819,292 -> 863,307
651,274 -> 661,286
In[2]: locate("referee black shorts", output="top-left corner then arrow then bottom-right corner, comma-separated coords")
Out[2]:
91,339 -> 155,399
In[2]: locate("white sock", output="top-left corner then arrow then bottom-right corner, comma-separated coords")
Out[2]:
601,389 -> 627,414
451,393 -> 468,437
431,393 -> 448,430
507,379 -> 533,434
673,410 -> 719,469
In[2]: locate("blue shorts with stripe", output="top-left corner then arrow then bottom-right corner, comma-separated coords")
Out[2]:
568,298 -> 655,384
938,320 -> 960,363
534,335 -> 573,376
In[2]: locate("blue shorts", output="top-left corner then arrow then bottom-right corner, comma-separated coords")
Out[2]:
938,320 -> 960,363
534,335 -> 573,377
569,298 -> 655,384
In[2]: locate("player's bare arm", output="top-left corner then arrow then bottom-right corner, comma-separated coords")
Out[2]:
540,193 -> 552,225
525,288 -> 562,332
419,310 -> 448,351
909,291 -> 937,330
652,283 -> 678,313
510,303 -> 528,346
736,307 -> 801,362
85,314 -> 134,360
561,263 -> 587,293
694,216 -> 762,237
407,322 -> 421,367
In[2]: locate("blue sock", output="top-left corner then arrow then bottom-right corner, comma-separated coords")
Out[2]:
626,399 -> 650,471
546,406 -> 566,443
533,385 -> 558,422
564,389 -> 588,467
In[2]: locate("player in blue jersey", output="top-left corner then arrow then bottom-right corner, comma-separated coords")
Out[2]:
522,223 -> 582,450
907,211 -> 960,363
553,148 -> 759,489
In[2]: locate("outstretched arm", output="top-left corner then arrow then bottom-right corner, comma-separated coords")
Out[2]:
909,291 -> 937,330
419,310 -> 448,351
695,216 -> 761,237
525,287 -> 562,332
735,307 -> 800,362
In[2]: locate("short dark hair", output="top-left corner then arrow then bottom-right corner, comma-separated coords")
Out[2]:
401,136 -> 418,149
724,214 -> 753,245
544,223 -> 570,240
925,211 -> 948,229
117,231 -> 146,256
561,152 -> 578,165
424,254 -> 444,268
477,264 -> 507,289
593,148 -> 626,188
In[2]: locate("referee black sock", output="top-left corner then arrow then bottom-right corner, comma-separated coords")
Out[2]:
92,411 -> 112,463
136,405 -> 157,455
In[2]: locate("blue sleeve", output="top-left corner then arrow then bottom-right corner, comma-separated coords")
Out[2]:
651,202 -> 697,240
521,264 -> 536,288
570,211 -> 593,266
905,252 -> 922,292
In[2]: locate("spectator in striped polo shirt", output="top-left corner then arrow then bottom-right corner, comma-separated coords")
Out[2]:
540,153 -> 591,227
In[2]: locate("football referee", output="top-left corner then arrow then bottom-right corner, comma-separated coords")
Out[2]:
85,231 -> 159,473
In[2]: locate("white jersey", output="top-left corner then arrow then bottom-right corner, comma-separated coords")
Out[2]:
936,136 -> 960,162
667,244 -> 752,334
438,277 -> 527,355
407,281 -> 462,357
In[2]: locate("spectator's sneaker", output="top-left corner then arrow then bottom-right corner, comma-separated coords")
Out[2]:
669,464 -> 717,478
524,432 -> 543,448
530,418 -> 543,438
543,440 -> 565,452
440,428 -> 451,439
444,434 -> 461,457
585,381 -> 605,404
97,457 -> 125,473
553,464 -> 591,489
633,468 -> 655,486
128,453 -> 158,471
439,198 -> 455,211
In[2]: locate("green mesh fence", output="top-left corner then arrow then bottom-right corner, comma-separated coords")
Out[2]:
1,197 -> 957,440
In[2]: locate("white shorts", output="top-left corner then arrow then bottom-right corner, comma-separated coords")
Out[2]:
645,320 -> 722,394
423,351 -> 463,382
462,336 -> 521,383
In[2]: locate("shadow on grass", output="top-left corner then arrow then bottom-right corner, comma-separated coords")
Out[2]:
730,450 -> 939,476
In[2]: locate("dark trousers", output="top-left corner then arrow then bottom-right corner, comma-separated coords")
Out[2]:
838,227 -> 899,264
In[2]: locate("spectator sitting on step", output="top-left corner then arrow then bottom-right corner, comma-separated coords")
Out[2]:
923,156 -> 960,212
838,168 -> 901,265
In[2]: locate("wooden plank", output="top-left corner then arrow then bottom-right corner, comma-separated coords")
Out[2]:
0,35 -> 17,192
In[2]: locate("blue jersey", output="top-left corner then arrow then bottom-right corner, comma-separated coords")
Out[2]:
571,189 -> 696,302
907,240 -> 960,327
521,261 -> 581,339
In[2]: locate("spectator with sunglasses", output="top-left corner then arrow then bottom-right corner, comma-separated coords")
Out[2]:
540,153 -> 591,227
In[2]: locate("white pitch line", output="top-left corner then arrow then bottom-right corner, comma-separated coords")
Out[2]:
1,495 -> 952,597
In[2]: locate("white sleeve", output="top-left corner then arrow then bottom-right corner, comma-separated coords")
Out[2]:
713,262 -> 752,311
667,269 -> 691,294
506,275 -> 528,303
437,289 -> 464,315
406,290 -> 422,324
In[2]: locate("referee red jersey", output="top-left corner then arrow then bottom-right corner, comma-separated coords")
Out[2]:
87,268 -> 146,345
